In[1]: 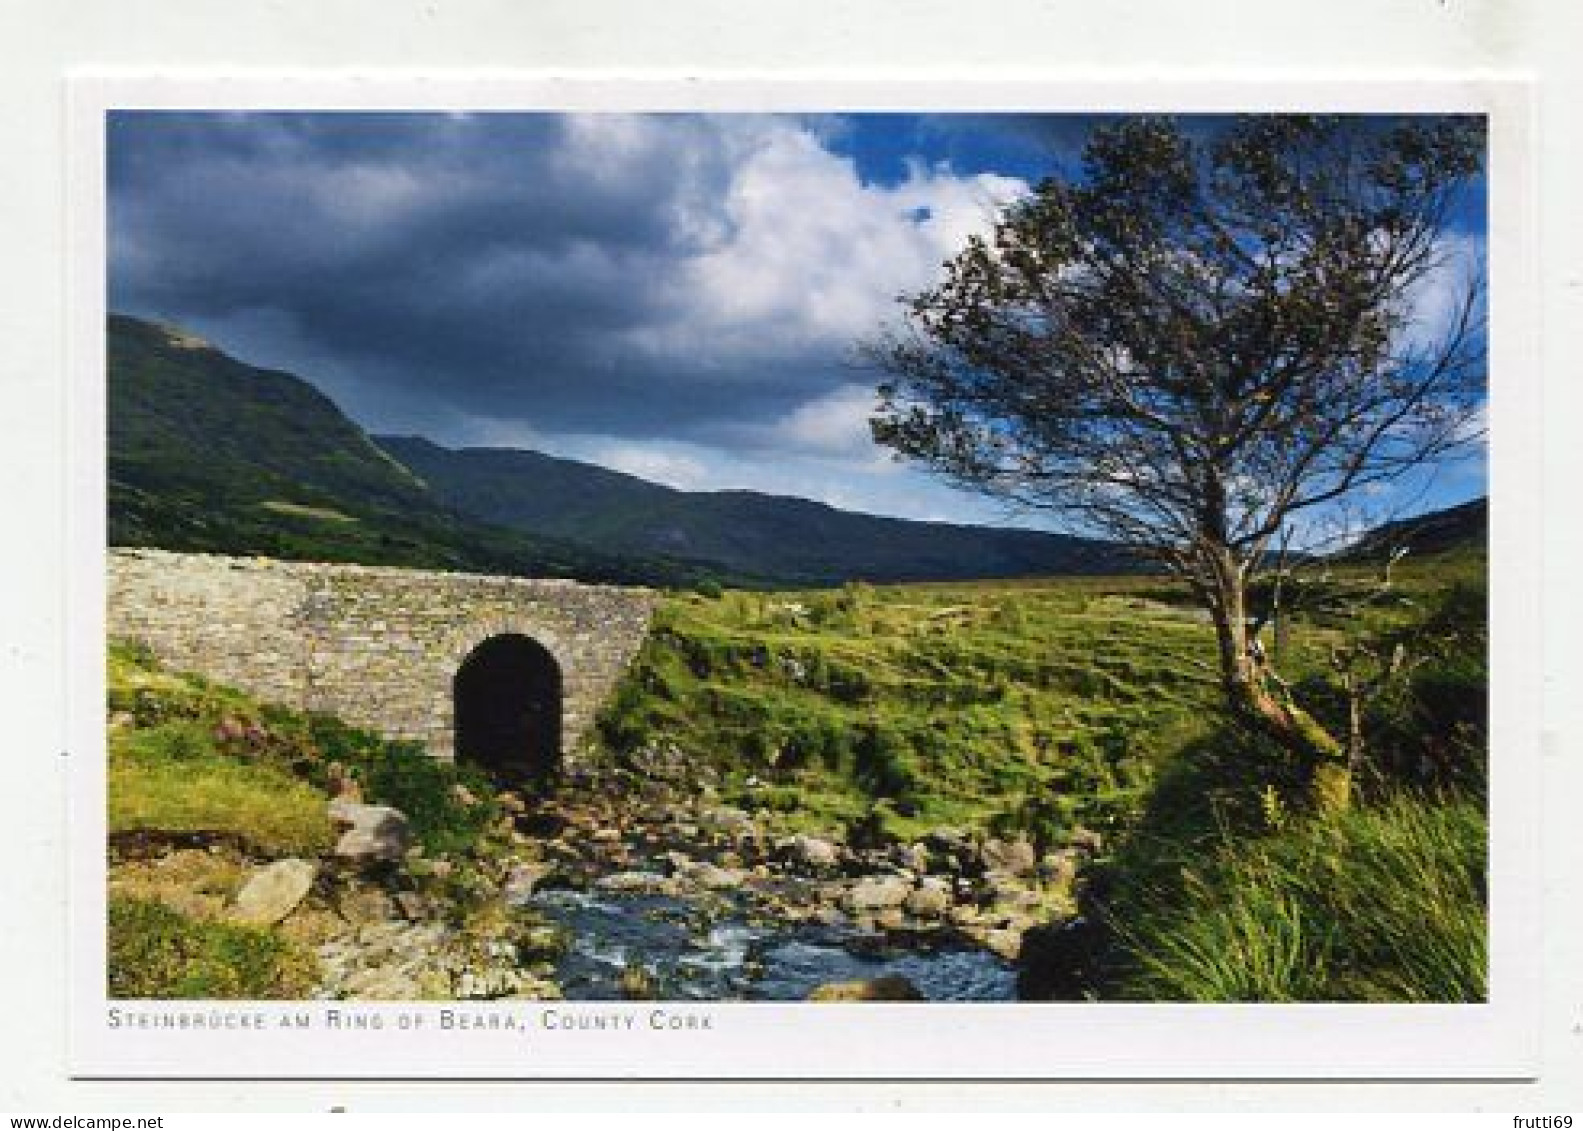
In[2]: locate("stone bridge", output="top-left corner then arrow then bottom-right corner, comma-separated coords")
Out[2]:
107,548 -> 659,783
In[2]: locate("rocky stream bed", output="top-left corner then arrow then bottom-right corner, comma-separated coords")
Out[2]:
111,768 -> 1097,1003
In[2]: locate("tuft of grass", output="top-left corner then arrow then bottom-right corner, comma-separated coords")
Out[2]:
108,896 -> 318,999
1105,793 -> 1487,1002
109,722 -> 334,856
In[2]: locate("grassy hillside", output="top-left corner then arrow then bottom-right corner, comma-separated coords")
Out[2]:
596,576 -> 1223,844
594,546 -> 1488,1001
377,435 -> 1137,586
108,314 -> 722,587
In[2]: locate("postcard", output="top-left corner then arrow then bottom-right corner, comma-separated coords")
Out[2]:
65,74 -> 1541,1079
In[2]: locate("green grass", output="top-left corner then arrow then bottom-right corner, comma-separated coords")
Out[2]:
108,724 -> 334,855
107,641 -> 499,856
108,896 -> 317,998
597,576 -> 1224,842
1104,793 -> 1487,1002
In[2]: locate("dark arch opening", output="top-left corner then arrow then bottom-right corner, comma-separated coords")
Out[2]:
453,633 -> 562,786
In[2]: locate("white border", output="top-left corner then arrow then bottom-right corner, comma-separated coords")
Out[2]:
66,74 -> 1541,1081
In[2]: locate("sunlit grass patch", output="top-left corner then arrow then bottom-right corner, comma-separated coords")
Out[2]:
108,722 -> 334,856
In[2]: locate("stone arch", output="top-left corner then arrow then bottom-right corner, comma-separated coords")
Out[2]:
451,629 -> 565,785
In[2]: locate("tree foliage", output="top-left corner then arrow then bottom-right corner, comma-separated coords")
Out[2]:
868,115 -> 1486,808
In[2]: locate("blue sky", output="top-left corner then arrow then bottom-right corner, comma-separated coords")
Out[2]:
109,112 -> 1487,534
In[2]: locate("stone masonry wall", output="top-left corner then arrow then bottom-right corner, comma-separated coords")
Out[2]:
107,548 -> 659,765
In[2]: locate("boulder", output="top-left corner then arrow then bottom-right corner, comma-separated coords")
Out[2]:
700,805 -> 758,840
784,834 -> 842,870
984,927 -> 1024,961
843,874 -> 912,912
807,975 -> 925,1002
230,858 -> 316,925
1038,850 -> 1080,888
923,826 -> 972,854
1015,918 -> 1103,1001
677,861 -> 745,891
329,800 -> 412,865
496,791 -> 528,816
980,837 -> 1038,876
502,861 -> 558,903
594,870 -> 674,894
903,877 -> 953,918
891,841 -> 931,874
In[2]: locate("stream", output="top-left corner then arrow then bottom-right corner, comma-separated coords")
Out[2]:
525,887 -> 1019,1002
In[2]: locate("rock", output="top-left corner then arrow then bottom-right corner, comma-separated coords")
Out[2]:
497,791 -> 527,815
807,975 -> 925,1002
891,842 -> 931,874
844,874 -> 912,912
984,927 -> 1024,961
230,858 -> 316,925
339,886 -> 396,924
677,861 -> 744,891
813,906 -> 849,929
874,908 -> 908,931
1039,850 -> 1079,888
924,826 -> 972,854
903,877 -> 953,918
980,837 -> 1038,876
392,891 -> 433,921
502,861 -> 558,902
619,962 -> 658,1000
594,870 -> 673,894
700,805 -> 758,839
1068,827 -> 1104,854
1015,918 -> 1102,1000
778,834 -> 842,870
329,800 -> 412,865
517,923 -> 569,962
342,966 -> 422,999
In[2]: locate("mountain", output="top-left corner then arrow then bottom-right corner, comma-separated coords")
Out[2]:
107,314 -> 717,586
1342,497 -> 1488,561
109,311 -> 1131,587
373,435 -> 1137,585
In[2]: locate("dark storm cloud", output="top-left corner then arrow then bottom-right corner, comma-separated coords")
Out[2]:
110,112 -> 837,440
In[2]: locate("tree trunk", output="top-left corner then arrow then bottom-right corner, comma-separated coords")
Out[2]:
1207,550 -> 1351,814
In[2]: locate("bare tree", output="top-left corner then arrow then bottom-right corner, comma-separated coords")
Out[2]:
866,115 -> 1485,812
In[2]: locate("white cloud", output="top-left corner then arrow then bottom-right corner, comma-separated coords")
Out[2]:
1400,230 -> 1486,355
618,118 -> 1028,366
761,383 -> 882,458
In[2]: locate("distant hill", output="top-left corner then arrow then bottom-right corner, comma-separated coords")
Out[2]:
108,313 -> 1133,587
107,314 -> 717,586
374,436 -> 1138,586
1343,497 -> 1488,561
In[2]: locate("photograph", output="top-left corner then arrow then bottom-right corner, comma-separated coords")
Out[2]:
98,106 -> 1494,1012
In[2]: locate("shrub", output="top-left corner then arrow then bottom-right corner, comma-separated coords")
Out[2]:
304,716 -> 498,855
108,897 -> 317,998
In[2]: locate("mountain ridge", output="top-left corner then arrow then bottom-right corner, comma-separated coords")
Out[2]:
373,434 -> 1138,585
